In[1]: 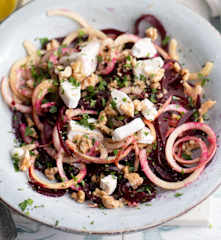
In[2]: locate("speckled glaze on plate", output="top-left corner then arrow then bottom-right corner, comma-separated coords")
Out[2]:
0,0 -> 221,235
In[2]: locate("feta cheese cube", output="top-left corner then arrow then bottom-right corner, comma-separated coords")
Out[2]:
67,120 -> 103,141
80,40 -> 100,76
137,127 -> 155,144
112,118 -> 145,141
100,175 -> 117,195
141,98 -> 158,121
11,147 -> 25,160
132,38 -> 157,58
59,81 -> 81,109
134,57 -> 164,79
111,89 -> 134,116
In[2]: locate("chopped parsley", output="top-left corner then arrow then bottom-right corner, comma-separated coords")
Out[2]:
78,114 -> 95,130
12,154 -> 20,172
187,96 -> 194,108
55,220 -> 59,227
122,97 -> 127,102
19,198 -> 34,212
116,75 -> 128,88
113,149 -> 118,156
162,36 -> 170,46
140,74 -> 146,81
144,131 -> 149,136
116,115 -> 125,121
78,29 -> 86,38
90,99 -> 96,107
36,50 -> 42,57
68,77 -> 80,87
39,37 -> 49,48
193,111 -> 199,122
150,93 -> 157,103
174,192 -> 183,198
101,98 -> 106,107
98,78 -> 107,91
198,73 -> 210,86
110,100 -> 117,110
49,106 -> 57,114
181,153 -> 192,160
25,126 -> 34,137
90,220 -> 94,225
97,55 -> 103,63
47,61 -> 53,70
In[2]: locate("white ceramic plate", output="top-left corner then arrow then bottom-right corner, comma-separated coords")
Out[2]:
0,0 -> 221,235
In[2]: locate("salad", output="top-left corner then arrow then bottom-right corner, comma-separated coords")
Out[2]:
1,9 -> 217,209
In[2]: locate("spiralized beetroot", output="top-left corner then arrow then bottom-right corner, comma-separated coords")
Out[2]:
12,111 -> 25,142
102,29 -> 125,39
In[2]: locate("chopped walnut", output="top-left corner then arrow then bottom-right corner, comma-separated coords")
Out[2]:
79,136 -> 93,154
98,111 -> 107,125
71,59 -> 85,82
119,102 -> 134,117
19,150 -> 31,171
181,68 -> 190,81
125,172 -> 144,189
46,39 -> 60,51
95,123 -> 113,135
108,80 -> 118,89
91,175 -> 97,183
133,99 -> 143,112
58,66 -> 72,80
44,167 -> 58,181
199,100 -> 216,117
71,190 -> 85,203
104,104 -> 117,116
26,79 -> 34,89
93,188 -> 123,209
150,69 -> 165,83
81,74 -> 100,90
183,82 -> 203,102
134,79 -> 146,90
145,27 -> 158,41
121,86 -> 143,95
151,81 -> 161,90
173,62 -> 181,73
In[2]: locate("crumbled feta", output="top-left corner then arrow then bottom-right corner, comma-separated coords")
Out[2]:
134,56 -> 164,79
141,98 -> 158,121
112,118 -> 145,141
137,127 -> 155,144
11,147 -> 25,160
100,175 -> 117,195
80,40 -> 100,76
132,38 -> 157,58
67,120 -> 103,141
111,89 -> 134,116
59,81 -> 81,109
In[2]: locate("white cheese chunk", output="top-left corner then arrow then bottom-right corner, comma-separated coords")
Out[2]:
134,57 -> 164,78
100,175 -> 117,195
59,81 -> 81,109
80,40 -> 100,76
141,98 -> 158,121
111,89 -> 134,116
11,147 -> 25,160
67,120 -> 103,141
112,118 -> 145,141
132,38 -> 157,58
137,127 -> 155,144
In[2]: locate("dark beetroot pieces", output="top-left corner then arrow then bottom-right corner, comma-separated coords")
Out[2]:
12,111 -> 26,142
102,28 -> 125,40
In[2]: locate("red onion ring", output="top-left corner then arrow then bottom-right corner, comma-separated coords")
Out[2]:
173,136 -> 201,165
139,149 -> 206,190
166,122 -> 216,173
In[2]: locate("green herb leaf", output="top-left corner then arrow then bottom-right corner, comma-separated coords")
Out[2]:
48,61 -> 53,70
49,105 -> 57,114
181,153 -> 192,160
174,192 -> 183,198
12,154 -> 20,172
97,55 -> 103,63
113,149 -> 118,156
98,78 -> 107,91
162,36 -> 170,46
19,198 -> 34,212
110,100 -> 117,110
25,127 -> 34,137
90,99 -> 96,107
39,37 -> 49,48
68,77 -> 80,87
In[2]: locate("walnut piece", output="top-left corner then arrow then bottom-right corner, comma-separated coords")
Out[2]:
133,99 -> 143,112
19,150 -> 31,172
125,172 -> 144,189
44,167 -> 58,181
46,39 -> 60,51
199,100 -> 216,117
119,102 -> 134,117
71,190 -> 85,203
145,27 -> 158,41
81,74 -> 100,90
93,188 -> 123,209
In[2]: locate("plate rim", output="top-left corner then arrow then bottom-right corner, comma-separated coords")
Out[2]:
0,0 -> 221,235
